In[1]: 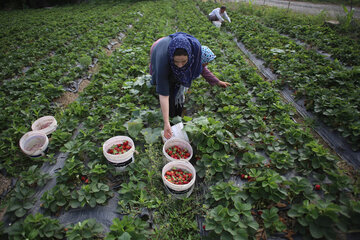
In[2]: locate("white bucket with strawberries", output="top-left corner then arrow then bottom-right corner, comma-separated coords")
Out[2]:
31,116 -> 57,135
19,131 -> 49,157
162,160 -> 196,198
163,138 -> 193,163
103,136 -> 135,171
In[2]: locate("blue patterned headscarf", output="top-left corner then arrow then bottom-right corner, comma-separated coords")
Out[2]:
201,46 -> 216,64
168,32 -> 203,88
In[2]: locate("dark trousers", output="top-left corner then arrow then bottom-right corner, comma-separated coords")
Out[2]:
208,15 -> 219,22
169,78 -> 183,117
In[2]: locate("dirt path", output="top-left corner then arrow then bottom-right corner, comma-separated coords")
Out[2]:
222,0 -> 360,19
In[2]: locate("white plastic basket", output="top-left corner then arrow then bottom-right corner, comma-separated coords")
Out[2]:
31,116 -> 57,135
163,137 -> 193,163
19,131 -> 49,157
213,21 -> 222,28
103,136 -> 135,167
162,160 -> 196,198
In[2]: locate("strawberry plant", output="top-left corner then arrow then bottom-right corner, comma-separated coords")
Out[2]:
286,176 -> 318,203
105,215 -> 151,240
287,199 -> 348,239
18,165 -> 51,188
261,207 -> 286,235
41,184 -> 72,214
196,152 -> 236,182
117,181 -> 158,213
56,156 -> 85,184
5,213 -> 65,240
244,169 -> 288,204
70,180 -> 114,208
239,151 -> 266,167
5,183 -> 35,220
205,204 -> 259,239
207,181 -> 248,208
88,162 -> 108,182
65,218 -> 104,240
269,151 -> 295,170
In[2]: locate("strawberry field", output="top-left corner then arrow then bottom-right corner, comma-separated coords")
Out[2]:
0,0 -> 360,239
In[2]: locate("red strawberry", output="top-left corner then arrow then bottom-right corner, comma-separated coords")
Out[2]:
202,225 -> 206,230
241,174 -> 245,179
85,179 -> 89,184
315,184 -> 321,190
258,210 -> 263,215
81,176 -> 86,181
263,116 -> 267,120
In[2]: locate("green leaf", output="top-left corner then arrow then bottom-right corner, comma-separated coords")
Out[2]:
141,127 -> 161,144
119,232 -> 132,240
309,222 -> 323,238
125,118 -> 143,138
15,208 -> 26,217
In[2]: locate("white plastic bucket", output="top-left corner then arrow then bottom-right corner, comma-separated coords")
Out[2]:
213,21 -> 222,28
103,136 -> 135,170
108,155 -> 135,172
163,137 -> 193,163
31,116 -> 57,135
19,131 -> 49,157
162,160 -> 196,198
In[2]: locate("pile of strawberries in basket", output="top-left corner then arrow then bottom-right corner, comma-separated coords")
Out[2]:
107,141 -> 131,155
166,145 -> 191,160
165,167 -> 193,185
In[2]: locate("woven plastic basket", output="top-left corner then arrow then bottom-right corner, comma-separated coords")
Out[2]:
162,160 -> 196,198
103,136 -> 135,165
163,137 -> 193,162
31,116 -> 57,135
19,131 -> 49,157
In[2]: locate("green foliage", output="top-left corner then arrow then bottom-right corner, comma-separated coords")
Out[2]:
105,216 -> 151,240
78,55 -> 92,68
5,183 -> 35,220
70,181 -> 114,208
5,213 -> 64,240
261,207 -> 286,234
66,219 -> 104,240
288,200 -> 347,239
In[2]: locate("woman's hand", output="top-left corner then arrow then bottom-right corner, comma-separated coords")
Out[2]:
217,80 -> 231,88
164,121 -> 172,139
159,95 -> 172,139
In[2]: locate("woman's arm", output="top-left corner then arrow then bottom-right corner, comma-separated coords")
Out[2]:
201,66 -> 231,88
159,95 -> 172,139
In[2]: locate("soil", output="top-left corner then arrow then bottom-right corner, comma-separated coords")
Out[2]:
0,174 -> 11,197
0,174 -> 11,221
54,79 -> 90,107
